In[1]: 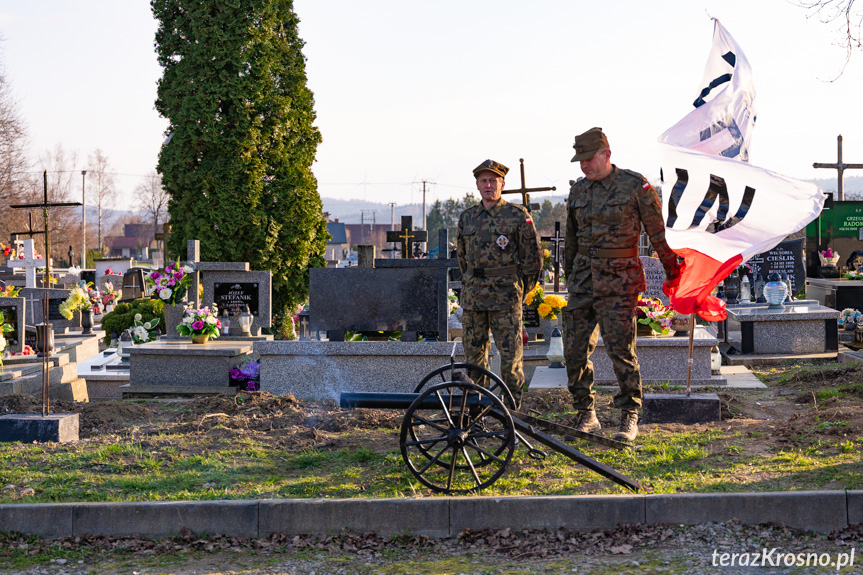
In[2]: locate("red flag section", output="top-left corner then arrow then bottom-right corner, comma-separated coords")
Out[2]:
663,248 -> 742,322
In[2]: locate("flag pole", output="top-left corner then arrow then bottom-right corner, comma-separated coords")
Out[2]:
685,313 -> 696,396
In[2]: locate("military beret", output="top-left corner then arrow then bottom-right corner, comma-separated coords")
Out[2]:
473,159 -> 509,178
571,127 -> 610,162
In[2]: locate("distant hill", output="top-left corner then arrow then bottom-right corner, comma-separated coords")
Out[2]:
321,194 -> 571,224
809,175 -> 863,199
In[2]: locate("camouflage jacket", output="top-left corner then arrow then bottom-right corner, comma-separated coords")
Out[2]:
563,166 -> 679,296
457,198 -> 543,311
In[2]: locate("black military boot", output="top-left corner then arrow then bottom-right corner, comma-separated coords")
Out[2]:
614,411 -> 639,442
574,410 -> 601,434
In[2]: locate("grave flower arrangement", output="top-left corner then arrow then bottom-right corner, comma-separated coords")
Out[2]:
10,345 -> 35,357
101,282 -> 119,307
230,357 -> 260,391
145,259 -> 194,305
2,285 -> 21,297
176,305 -> 222,339
819,248 -> 840,266
636,295 -> 674,335
839,308 -> 862,326
0,243 -> 14,259
845,270 -> 863,280
525,285 -> 567,319
125,313 -> 160,344
58,284 -> 92,319
447,289 -> 460,315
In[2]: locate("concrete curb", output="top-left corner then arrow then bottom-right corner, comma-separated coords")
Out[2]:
1,491 -> 859,539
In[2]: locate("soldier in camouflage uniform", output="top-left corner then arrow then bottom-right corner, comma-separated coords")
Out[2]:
457,159 -> 543,408
562,128 -> 680,441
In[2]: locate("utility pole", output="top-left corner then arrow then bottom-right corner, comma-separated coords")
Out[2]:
422,180 -> 428,255
81,170 -> 87,268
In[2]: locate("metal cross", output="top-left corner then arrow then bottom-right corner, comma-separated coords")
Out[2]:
10,213 -> 46,242
813,135 -> 863,202
501,158 -> 557,212
10,171 -> 82,287
386,215 -> 428,259
540,221 -> 565,293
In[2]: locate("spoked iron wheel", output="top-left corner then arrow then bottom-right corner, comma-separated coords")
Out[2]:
414,362 -> 516,410
399,382 -> 515,493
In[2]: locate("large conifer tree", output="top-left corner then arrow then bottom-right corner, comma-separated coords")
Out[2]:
152,0 -> 327,330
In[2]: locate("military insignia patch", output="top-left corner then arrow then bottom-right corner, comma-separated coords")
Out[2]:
496,235 -> 509,249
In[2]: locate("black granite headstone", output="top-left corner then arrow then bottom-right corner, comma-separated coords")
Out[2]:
310,266 -> 448,340
47,298 -> 66,321
213,282 -> 260,316
747,238 -> 806,298
522,305 -> 541,328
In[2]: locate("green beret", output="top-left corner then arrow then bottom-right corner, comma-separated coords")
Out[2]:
473,159 -> 509,178
571,127 -> 610,162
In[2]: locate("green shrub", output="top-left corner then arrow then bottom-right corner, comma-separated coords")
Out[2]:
101,299 -> 164,346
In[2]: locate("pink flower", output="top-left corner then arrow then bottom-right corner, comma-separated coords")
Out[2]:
216,319 -> 222,328
191,320 -> 205,330
105,268 -> 113,275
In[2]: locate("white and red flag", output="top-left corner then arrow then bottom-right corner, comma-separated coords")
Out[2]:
659,19 -> 825,321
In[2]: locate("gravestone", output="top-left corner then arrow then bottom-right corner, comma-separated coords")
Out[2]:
94,258 -> 134,279
202,270 -> 271,337
310,265 -> 448,341
20,287 -> 77,334
0,296 -> 25,353
121,268 -> 147,301
641,256 -> 669,305
748,239 -> 805,298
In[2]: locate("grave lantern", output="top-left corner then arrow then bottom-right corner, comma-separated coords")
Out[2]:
238,305 -> 253,335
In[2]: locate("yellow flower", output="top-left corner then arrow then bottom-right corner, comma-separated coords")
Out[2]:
525,292 -> 535,306
543,249 -> 550,258
537,303 -> 552,318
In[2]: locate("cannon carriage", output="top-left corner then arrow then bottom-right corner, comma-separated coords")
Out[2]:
340,344 -> 643,494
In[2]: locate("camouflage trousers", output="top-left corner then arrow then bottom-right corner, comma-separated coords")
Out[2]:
561,293 -> 642,412
461,309 -> 524,406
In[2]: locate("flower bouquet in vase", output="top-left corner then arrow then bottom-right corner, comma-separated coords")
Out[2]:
525,285 -> 568,341
819,248 -> 840,267
176,305 -> 222,343
636,295 -> 674,336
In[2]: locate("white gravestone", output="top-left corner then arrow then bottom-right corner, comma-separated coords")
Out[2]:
641,256 -> 669,305
6,239 -> 45,289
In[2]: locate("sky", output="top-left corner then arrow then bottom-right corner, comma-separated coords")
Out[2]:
1,0 -> 862,214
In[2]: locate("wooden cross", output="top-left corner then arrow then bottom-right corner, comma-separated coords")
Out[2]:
10,171 -> 82,287
501,158 -> 557,212
386,215 -> 427,259
540,221 -> 565,293
6,238 -> 45,289
813,135 -> 863,202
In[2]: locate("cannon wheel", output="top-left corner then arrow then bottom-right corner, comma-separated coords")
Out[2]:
414,362 -> 517,410
400,381 -> 515,494
411,363 -> 516,468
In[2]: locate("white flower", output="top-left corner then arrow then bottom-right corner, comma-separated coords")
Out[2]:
183,265 -> 194,274
134,326 -> 149,342
205,316 -> 217,325
0,333 -> 6,352
182,315 -> 194,324
159,287 -> 172,300
134,313 -> 143,322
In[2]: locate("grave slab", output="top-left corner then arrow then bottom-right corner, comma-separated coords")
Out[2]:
806,277 -> 863,311
725,303 -> 839,355
642,393 -> 721,424
128,339 -> 254,391
0,413 -> 79,443
256,341 -> 496,400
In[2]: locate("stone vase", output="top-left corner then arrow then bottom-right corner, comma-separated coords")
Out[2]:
162,303 -> 186,339
540,317 -> 559,342
80,308 -> 95,335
